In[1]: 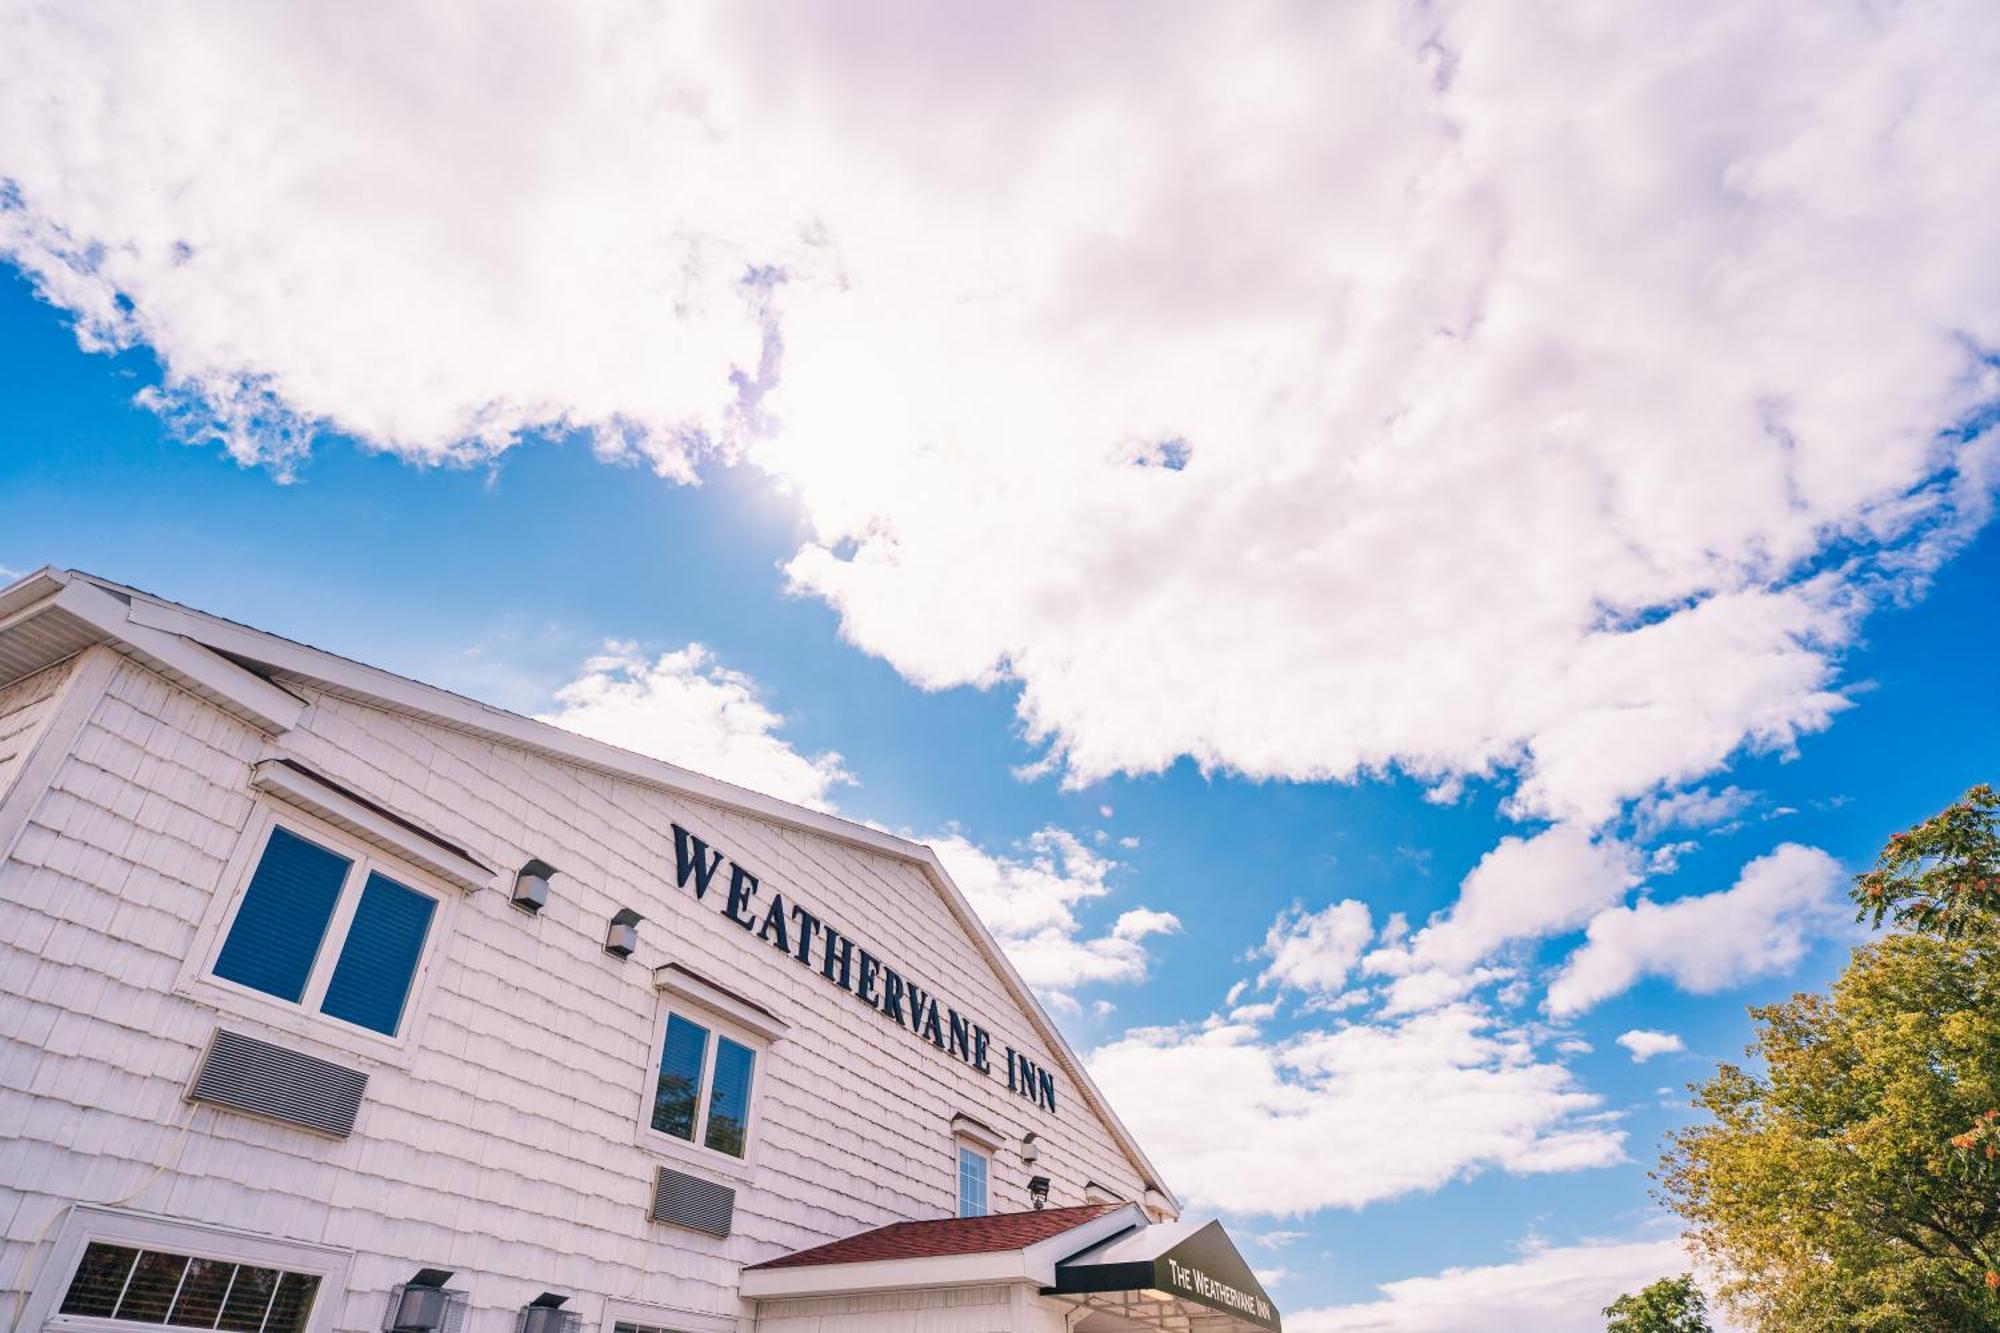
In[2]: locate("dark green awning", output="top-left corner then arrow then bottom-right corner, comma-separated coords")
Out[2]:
1047,1218 -> 1280,1331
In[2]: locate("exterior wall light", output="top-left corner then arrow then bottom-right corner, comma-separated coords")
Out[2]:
512,859 -> 557,914
1028,1175 -> 1051,1210
515,1295 -> 578,1333
384,1271 -> 465,1333
1020,1131 -> 1040,1165
605,908 -> 643,958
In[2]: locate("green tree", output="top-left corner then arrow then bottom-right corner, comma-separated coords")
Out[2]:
1660,930 -> 2000,1329
1853,783 -> 2000,939
1602,1273 -> 1712,1332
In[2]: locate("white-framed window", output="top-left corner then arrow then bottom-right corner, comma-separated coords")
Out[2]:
642,1003 -> 768,1164
199,809 -> 450,1043
21,1207 -> 352,1333
957,1143 -> 990,1218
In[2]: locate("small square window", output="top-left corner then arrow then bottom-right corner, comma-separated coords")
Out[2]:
646,1008 -> 762,1161
209,819 -> 442,1040
958,1144 -> 989,1218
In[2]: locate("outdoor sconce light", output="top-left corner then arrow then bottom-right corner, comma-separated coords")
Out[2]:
605,907 -> 643,958
1020,1131 -> 1040,1165
384,1271 -> 465,1333
515,1295 -> 578,1333
1028,1175 -> 1051,1210
512,859 -> 557,914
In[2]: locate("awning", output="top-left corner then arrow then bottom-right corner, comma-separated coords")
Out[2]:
1047,1217 -> 1281,1331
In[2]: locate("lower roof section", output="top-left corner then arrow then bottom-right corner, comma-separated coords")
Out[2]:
739,1205 -> 1281,1331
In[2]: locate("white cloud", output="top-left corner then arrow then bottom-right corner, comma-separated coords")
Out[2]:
1545,843 -> 1845,1016
1291,1238 -> 1727,1333
1366,825 -> 1640,998
1259,899 -> 1375,994
1087,1005 -> 1623,1214
537,641 -> 852,810
3,5 -> 1996,827
930,828 -> 1178,1004
1634,785 -> 1755,837
1615,1030 -> 1686,1063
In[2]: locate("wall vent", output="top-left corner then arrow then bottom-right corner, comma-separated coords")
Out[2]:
649,1167 -> 735,1237
190,1029 -> 368,1137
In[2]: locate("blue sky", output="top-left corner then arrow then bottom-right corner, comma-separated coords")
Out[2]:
4,7 -> 1999,1329
9,264 -> 2000,1319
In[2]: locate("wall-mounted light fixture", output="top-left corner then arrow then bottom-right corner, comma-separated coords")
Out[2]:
1027,1175 -> 1051,1211
384,1270 -> 465,1333
606,908 -> 643,958
515,1295 -> 578,1333
512,859 -> 557,915
1020,1131 -> 1040,1165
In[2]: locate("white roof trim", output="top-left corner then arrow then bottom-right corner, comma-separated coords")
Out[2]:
737,1203 -> 1144,1300
249,758 -> 493,893
655,962 -> 791,1041
0,567 -> 1180,1216
41,575 -> 306,733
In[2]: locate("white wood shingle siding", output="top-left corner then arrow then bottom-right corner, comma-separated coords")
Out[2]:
0,646 -> 1153,1333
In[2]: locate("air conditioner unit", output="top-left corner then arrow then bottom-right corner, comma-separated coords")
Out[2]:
516,1296 -> 578,1333
384,1272 -> 465,1333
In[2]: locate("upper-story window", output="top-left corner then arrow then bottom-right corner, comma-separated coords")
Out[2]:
957,1144 -> 990,1218
209,822 -> 440,1039
649,1009 -> 760,1160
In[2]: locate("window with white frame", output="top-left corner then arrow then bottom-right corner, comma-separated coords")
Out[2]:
957,1143 -> 990,1218
56,1242 -> 320,1333
208,819 -> 442,1039
648,1008 -> 761,1160
26,1209 -> 351,1333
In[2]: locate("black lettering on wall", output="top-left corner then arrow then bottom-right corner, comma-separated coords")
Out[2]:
660,824 -> 1057,1115
789,904 -> 822,967
821,927 -> 854,989
881,968 -> 908,1026
757,892 -> 791,953
724,864 -> 761,930
671,824 -> 725,901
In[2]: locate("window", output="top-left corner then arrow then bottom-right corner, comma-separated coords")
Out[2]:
958,1144 -> 990,1218
210,822 -> 439,1039
649,1012 -> 759,1160
57,1243 -> 319,1333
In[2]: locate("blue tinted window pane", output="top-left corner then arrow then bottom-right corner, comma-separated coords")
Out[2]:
652,1015 -> 708,1141
318,872 -> 435,1036
704,1036 -> 755,1157
958,1145 -> 988,1217
213,827 -> 349,1003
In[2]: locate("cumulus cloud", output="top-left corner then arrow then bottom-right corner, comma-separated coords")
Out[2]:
1366,825 -> 1641,1002
930,827 -> 1179,1005
1615,1030 -> 1686,1063
1545,843 -> 1846,1016
1291,1238 -> 1726,1333
537,641 -> 853,810
1087,1005 -> 1623,1214
2,3 -> 1997,828
1633,785 -> 1756,838
1260,899 -> 1375,994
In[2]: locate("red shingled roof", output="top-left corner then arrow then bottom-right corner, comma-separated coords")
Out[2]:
745,1203 -> 1123,1270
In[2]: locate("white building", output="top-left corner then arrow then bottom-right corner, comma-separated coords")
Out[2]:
0,570 -> 1280,1333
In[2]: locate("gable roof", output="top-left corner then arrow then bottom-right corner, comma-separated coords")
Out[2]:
746,1203 -> 1122,1271
0,565 -> 1178,1215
